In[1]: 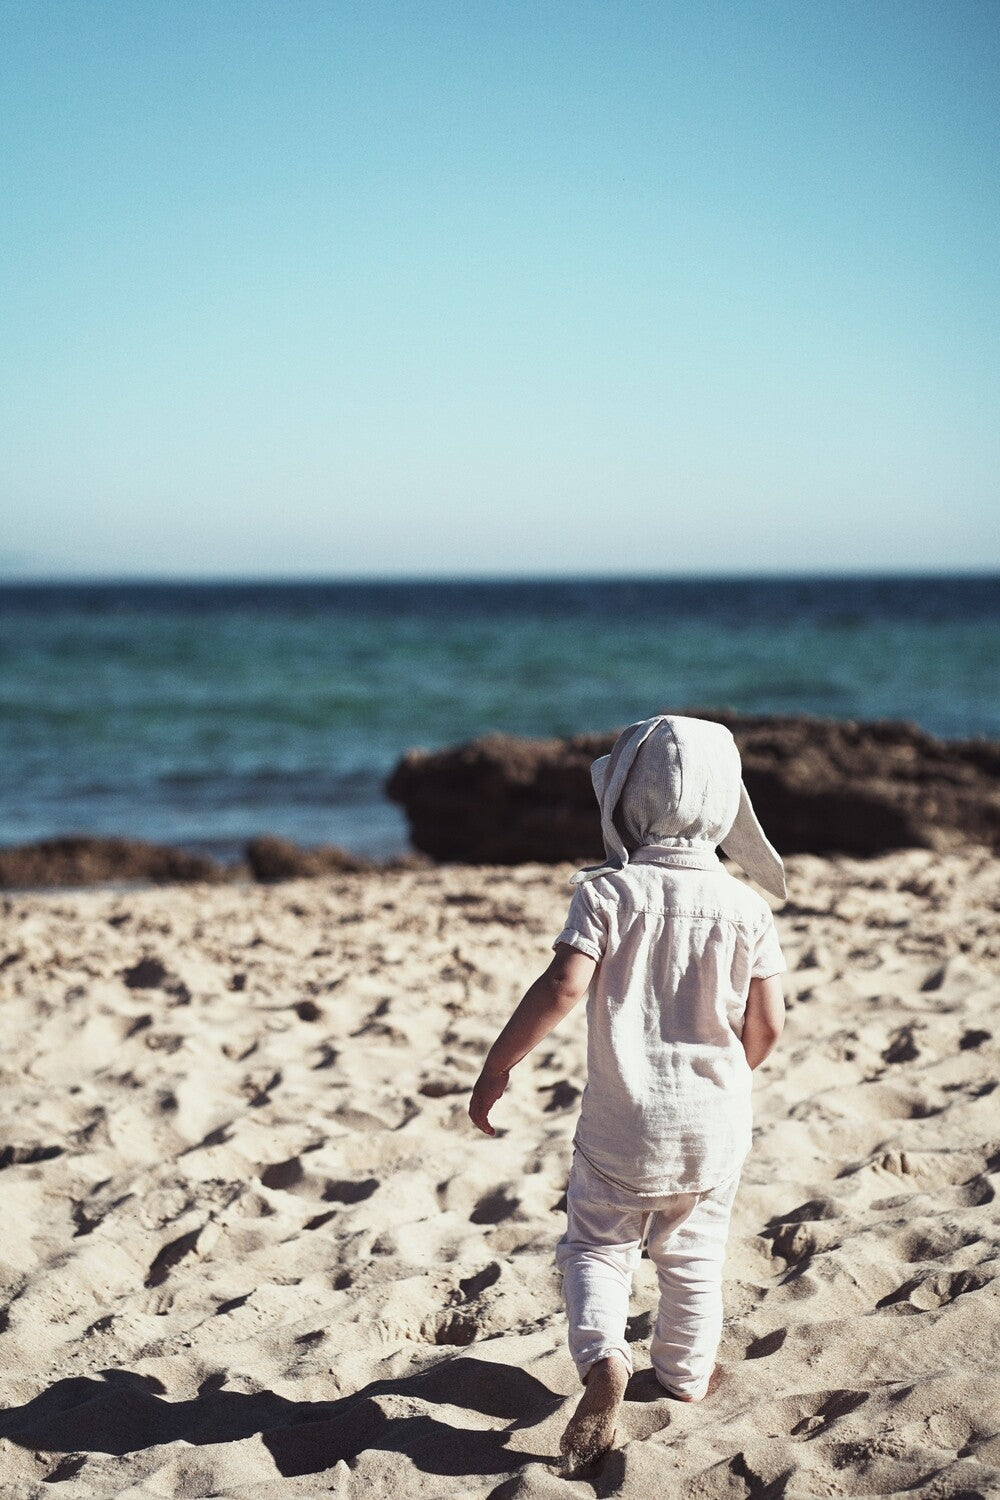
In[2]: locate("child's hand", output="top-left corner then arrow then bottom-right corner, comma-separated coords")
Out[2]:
469,1067 -> 509,1136
467,949 -> 592,1136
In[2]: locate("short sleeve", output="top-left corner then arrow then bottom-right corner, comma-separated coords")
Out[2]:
752,913 -> 786,979
554,884 -> 608,963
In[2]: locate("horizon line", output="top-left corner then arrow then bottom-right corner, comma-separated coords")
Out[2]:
3,567 -> 999,587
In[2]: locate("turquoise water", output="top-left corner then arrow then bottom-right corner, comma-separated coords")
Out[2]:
1,576 -> 997,856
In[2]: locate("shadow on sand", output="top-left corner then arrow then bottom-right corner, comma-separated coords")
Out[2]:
0,1356 -> 563,1480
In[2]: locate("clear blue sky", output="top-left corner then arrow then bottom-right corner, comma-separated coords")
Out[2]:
2,0 -> 998,577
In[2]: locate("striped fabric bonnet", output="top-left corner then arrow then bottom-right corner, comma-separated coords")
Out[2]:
571,714 -> 786,900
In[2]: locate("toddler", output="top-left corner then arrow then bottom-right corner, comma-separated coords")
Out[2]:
469,714 -> 787,1468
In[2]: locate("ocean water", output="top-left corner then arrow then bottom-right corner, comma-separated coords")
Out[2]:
1,576 -> 998,859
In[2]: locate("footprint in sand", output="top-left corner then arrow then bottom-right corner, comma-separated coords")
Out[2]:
457,1263 -> 502,1301
324,1177 -> 379,1205
43,1455 -> 87,1484
144,1226 -> 204,1288
259,1157 -> 306,1191
538,1079 -> 581,1112
0,1142 -> 64,1168
881,1024 -> 921,1064
121,956 -> 169,989
895,1221 -> 982,1263
304,1210 -> 337,1231
469,1186 -> 521,1225
959,1028 -> 992,1050
421,1309 -> 481,1346
243,1068 -> 282,1106
744,1327 -> 788,1359
790,1388 -> 870,1439
418,1078 -> 468,1098
877,1267 -> 995,1311
215,1293 -> 251,1315
294,1329 -> 326,1348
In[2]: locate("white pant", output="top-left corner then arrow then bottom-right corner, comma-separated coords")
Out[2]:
555,1151 -> 740,1400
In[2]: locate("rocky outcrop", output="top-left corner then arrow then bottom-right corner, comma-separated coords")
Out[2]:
5,717 -> 997,886
387,732 -> 614,864
244,836 -> 371,882
386,714 -> 1000,863
0,834 -> 376,890
0,836 -> 228,890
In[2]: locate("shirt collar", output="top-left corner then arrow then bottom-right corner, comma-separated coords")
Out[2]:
630,842 -> 721,871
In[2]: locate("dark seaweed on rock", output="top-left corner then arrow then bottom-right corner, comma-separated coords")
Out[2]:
386,714 -> 1000,863
0,836 -> 228,890
244,836 -> 371,881
0,834 -> 371,890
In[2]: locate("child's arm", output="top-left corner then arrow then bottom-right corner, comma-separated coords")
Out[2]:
469,944 -> 596,1136
741,973 -> 785,1069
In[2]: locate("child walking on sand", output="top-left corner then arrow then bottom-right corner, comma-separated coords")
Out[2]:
469,715 -> 787,1468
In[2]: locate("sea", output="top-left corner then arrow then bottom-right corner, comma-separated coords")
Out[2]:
1,576 -> 998,860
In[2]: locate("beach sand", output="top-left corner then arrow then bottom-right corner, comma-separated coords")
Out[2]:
0,848 -> 998,1497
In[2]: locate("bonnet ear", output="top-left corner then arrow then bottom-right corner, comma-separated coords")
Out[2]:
571,720 -> 666,885
720,780 -> 786,900
590,755 -> 610,800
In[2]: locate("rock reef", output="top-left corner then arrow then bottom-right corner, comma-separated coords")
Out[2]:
4,716 -> 997,887
387,714 -> 1000,863
0,836 -> 229,890
0,834 -> 377,891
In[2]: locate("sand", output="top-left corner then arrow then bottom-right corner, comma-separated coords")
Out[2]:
0,848 -> 998,1498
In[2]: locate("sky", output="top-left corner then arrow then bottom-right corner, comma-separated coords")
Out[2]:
1,0 -> 998,578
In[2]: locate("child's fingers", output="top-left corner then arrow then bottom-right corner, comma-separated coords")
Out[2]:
469,1083 -> 499,1135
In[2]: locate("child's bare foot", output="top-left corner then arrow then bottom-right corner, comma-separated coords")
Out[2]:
659,1363 -> 720,1402
559,1355 -> 629,1470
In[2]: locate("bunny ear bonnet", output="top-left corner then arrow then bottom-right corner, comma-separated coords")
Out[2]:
571,714 -> 786,900
718,777 -> 786,900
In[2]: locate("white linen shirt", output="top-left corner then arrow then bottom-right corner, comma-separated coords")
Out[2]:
554,845 -> 786,1195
